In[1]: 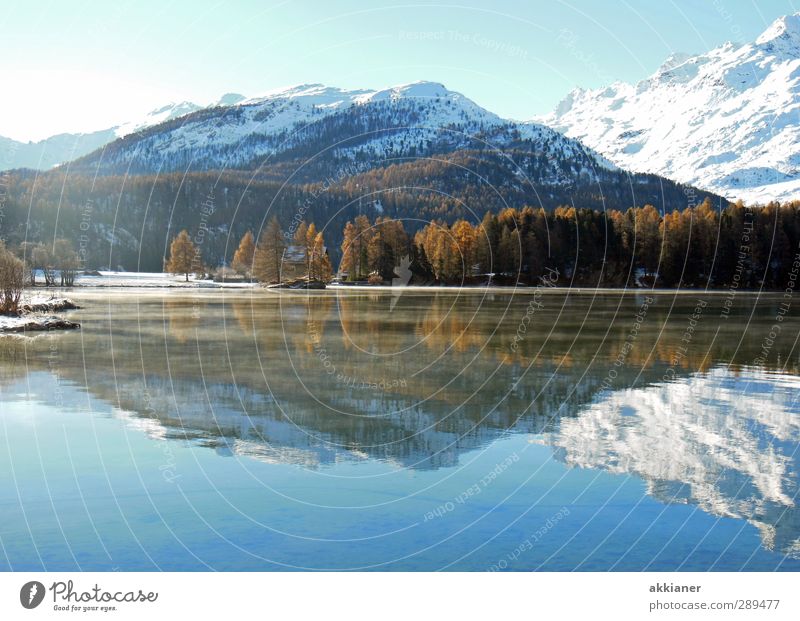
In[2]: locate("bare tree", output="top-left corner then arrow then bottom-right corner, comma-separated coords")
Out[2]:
0,243 -> 25,313
54,239 -> 79,286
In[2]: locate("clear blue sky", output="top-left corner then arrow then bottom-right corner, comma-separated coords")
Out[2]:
1,0 -> 798,141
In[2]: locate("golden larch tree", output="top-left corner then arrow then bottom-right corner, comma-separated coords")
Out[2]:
166,230 -> 198,282
232,230 -> 256,278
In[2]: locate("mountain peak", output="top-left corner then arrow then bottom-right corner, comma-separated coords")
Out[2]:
655,52 -> 692,73
756,12 -> 800,45
540,12 -> 800,203
214,93 -> 246,107
390,80 -> 449,97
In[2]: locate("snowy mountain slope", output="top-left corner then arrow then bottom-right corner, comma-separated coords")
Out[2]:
542,366 -> 800,557
70,80 -> 616,179
113,100 -> 204,138
0,129 -> 116,171
538,13 -> 800,203
0,100 -> 204,171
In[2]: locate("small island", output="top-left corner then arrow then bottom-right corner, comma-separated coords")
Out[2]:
0,242 -> 81,334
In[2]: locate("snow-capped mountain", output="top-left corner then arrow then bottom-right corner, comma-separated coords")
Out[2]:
0,100 -> 206,171
539,13 -> 800,203
112,100 -> 204,138
71,80 -> 615,178
5,81 -> 722,272
541,366 -> 800,557
0,129 -> 117,171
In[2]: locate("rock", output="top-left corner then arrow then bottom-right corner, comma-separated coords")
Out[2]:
0,317 -> 81,333
266,279 -> 327,290
19,298 -> 81,313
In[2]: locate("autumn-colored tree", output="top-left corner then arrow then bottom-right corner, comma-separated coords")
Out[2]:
166,230 -> 198,282
416,222 -> 463,282
339,215 -> 373,280
310,230 -> 331,281
253,217 -> 286,283
688,199 -> 719,284
231,231 -> 256,278
659,209 -> 690,286
476,211 -> 500,275
317,244 -> 333,283
375,217 -> 410,262
367,232 -> 396,281
354,215 -> 373,279
633,205 -> 662,277
451,219 -> 477,275
292,221 -> 310,278
339,221 -> 358,279
304,223 -> 318,278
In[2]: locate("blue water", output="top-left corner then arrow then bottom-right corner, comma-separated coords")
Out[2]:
1,290 -> 799,571
0,375 -> 796,571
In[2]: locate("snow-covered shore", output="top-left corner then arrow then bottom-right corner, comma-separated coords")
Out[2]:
0,295 -> 81,334
73,271 -> 256,288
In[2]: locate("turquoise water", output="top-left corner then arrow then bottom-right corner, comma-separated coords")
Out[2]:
1,289 -> 799,570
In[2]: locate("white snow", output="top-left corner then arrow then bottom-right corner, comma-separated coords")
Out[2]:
538,13 -> 800,203
74,271 -> 255,288
114,101 -> 203,138
83,80 -> 614,178
542,365 -> 800,555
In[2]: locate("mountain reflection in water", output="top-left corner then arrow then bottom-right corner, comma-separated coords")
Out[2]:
1,289 -> 799,562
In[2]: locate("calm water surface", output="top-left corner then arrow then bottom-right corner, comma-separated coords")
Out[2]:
1,288 -> 799,570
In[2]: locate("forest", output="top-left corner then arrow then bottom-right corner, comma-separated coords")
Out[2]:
3,160 -> 800,290
0,146 -> 721,274
172,199 -> 800,290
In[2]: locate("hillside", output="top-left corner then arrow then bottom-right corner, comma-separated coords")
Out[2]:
539,14 -> 800,203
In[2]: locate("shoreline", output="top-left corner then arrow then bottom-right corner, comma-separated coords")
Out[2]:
0,295 -> 81,334
29,283 -> 783,296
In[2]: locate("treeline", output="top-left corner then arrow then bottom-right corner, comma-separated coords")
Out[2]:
2,148 -> 722,273
10,198 -> 800,290
165,218 -> 333,284
247,199 -> 800,288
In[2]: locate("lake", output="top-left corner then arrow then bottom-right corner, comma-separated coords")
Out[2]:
1,288 -> 799,570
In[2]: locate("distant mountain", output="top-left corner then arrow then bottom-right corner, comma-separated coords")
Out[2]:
2,80 -> 723,271
0,100 -> 204,171
539,13 -> 800,203
0,129 -> 117,171
68,80 -> 618,181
